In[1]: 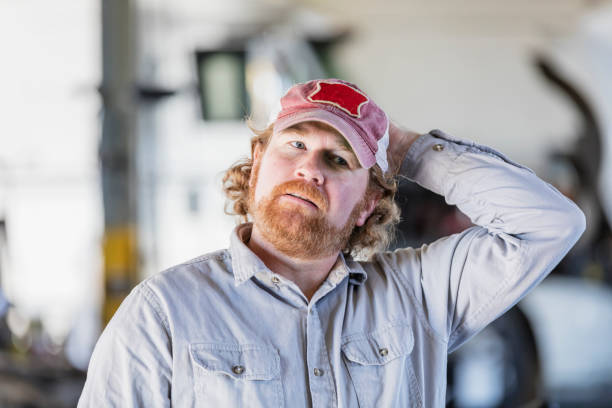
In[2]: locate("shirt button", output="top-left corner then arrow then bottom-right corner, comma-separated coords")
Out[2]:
313,368 -> 324,376
232,365 -> 245,374
432,143 -> 444,152
379,348 -> 389,357
271,276 -> 281,284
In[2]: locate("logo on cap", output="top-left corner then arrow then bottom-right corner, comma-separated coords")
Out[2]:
307,81 -> 369,118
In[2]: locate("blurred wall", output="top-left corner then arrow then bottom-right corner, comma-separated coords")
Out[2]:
0,1 -> 102,347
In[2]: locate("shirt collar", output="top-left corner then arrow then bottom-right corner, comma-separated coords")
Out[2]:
229,223 -> 269,285
228,223 -> 368,286
343,254 -> 368,286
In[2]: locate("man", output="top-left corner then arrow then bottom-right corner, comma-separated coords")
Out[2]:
78,79 -> 585,406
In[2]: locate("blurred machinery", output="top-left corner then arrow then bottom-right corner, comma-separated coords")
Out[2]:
534,53 -> 612,284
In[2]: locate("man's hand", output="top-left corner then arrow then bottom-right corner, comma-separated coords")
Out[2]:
387,122 -> 421,176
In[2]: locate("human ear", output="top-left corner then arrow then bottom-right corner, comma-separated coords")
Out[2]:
252,142 -> 263,162
355,193 -> 381,227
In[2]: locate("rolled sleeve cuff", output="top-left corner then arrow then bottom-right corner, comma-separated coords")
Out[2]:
399,130 -> 459,195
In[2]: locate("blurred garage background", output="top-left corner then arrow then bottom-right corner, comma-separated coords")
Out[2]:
1,0 -> 612,406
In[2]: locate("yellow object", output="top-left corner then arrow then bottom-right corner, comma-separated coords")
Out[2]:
102,225 -> 139,324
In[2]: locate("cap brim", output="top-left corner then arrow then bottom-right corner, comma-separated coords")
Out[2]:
273,109 -> 376,169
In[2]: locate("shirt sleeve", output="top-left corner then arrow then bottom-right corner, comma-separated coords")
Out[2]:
381,129 -> 585,352
78,282 -> 173,407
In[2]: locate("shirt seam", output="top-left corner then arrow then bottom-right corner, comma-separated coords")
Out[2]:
448,233 -> 529,346
430,129 -> 535,174
377,254 -> 449,347
138,282 -> 172,335
181,251 -> 228,267
159,251 -> 232,283
340,320 -> 410,344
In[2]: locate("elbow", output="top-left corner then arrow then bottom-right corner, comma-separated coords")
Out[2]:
561,202 -> 586,245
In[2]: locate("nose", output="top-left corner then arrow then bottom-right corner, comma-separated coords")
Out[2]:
294,154 -> 324,185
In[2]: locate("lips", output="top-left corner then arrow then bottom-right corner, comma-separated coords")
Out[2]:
269,180 -> 329,212
284,193 -> 319,209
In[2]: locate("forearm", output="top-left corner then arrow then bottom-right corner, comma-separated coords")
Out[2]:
387,123 -> 421,175
399,129 -> 585,242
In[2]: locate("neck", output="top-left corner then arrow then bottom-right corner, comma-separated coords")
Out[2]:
247,223 -> 339,300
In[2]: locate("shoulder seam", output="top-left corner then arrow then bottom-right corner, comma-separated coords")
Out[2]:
177,250 -> 229,268
137,282 -> 172,335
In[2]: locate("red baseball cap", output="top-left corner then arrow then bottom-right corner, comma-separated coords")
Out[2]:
273,79 -> 390,173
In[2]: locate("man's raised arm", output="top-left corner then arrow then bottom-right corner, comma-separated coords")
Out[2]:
382,126 -> 586,352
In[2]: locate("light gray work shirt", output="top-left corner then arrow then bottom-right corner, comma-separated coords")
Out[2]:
78,130 -> 585,407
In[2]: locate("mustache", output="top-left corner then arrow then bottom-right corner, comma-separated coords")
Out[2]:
271,180 -> 329,211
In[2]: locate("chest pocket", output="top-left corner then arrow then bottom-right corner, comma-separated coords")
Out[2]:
341,322 -> 422,407
190,343 -> 284,407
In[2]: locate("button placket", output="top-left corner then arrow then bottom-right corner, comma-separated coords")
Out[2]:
305,305 -> 337,404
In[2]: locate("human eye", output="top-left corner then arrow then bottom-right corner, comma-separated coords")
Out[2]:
290,141 -> 306,149
330,154 -> 349,167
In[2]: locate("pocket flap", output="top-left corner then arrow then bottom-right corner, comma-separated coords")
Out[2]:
341,322 -> 414,366
190,343 -> 280,380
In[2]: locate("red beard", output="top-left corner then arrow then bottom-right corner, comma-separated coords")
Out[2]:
249,165 -> 366,260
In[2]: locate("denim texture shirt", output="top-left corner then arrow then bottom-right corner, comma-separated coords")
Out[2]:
78,130 -> 585,407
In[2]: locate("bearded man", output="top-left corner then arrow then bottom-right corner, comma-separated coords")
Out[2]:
78,79 -> 585,407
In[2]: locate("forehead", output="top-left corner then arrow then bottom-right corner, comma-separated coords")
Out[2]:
277,121 -> 353,151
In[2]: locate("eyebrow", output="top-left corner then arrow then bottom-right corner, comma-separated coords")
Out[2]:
336,137 -> 353,153
283,124 -> 355,154
280,126 -> 360,167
